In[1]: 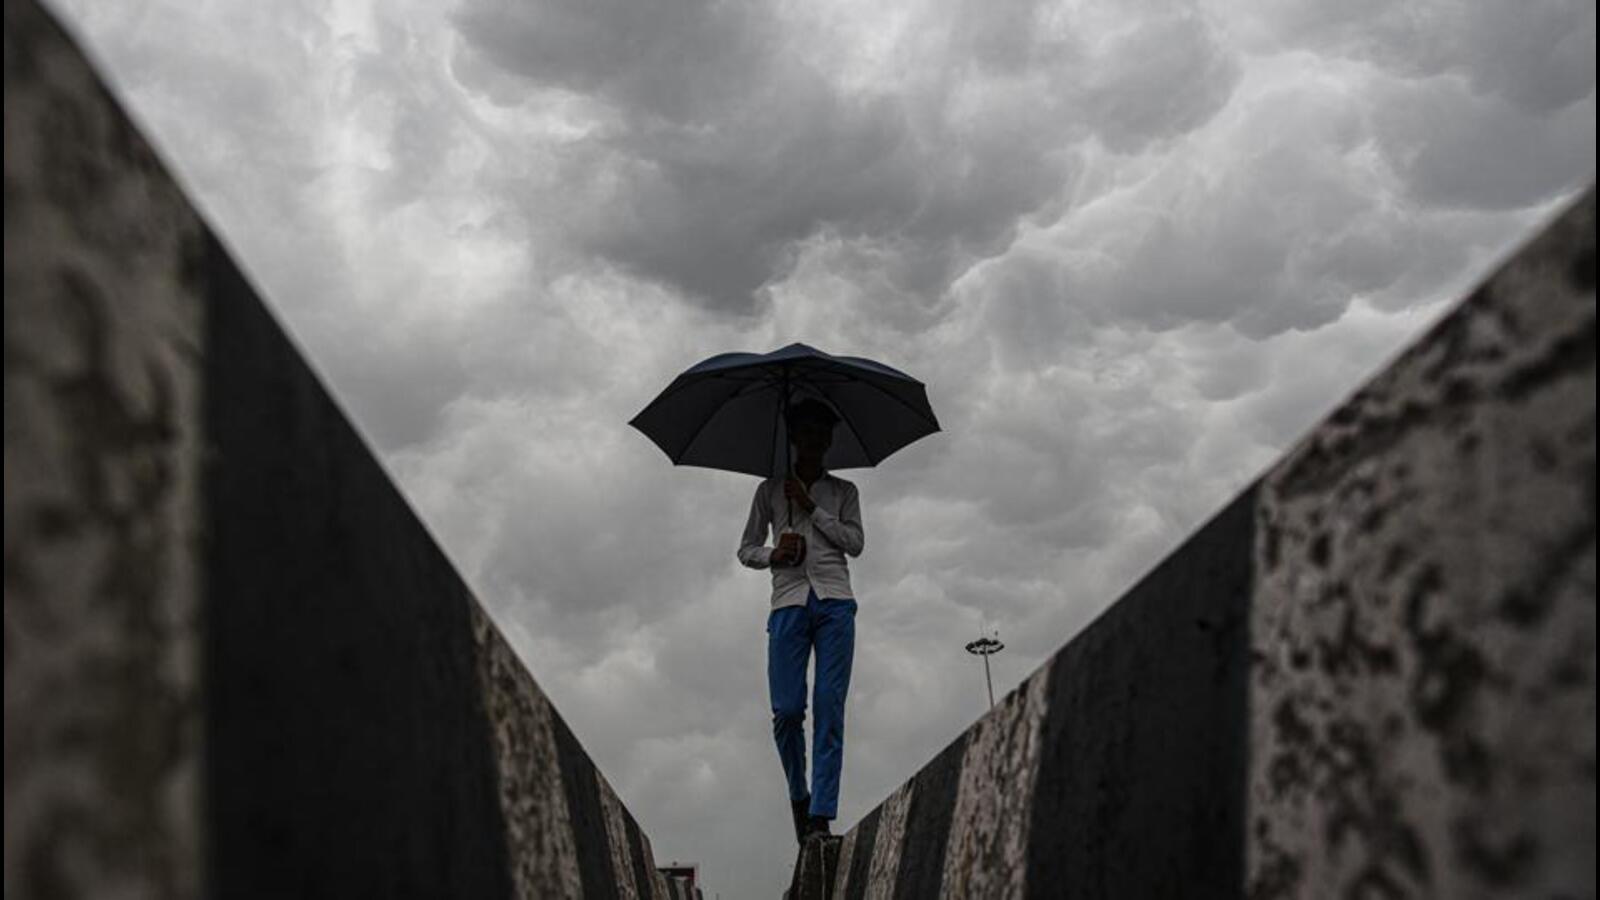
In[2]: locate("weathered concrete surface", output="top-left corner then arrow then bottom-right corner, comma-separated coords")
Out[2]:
938,669 -> 1051,897
4,0 -> 207,896
5,0 -> 677,896
787,836 -> 842,900
1248,193 -> 1597,898
861,777 -> 915,896
825,192 -> 1594,899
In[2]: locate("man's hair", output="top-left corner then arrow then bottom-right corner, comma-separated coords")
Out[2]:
786,398 -> 840,431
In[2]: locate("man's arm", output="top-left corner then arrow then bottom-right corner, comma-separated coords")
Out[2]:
737,481 -> 775,569
809,482 -> 865,557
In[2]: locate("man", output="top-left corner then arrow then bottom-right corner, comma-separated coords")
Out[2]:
737,398 -> 865,845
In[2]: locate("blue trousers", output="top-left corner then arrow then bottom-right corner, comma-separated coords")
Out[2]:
768,589 -> 856,820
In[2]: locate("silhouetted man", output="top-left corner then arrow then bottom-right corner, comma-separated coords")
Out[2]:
738,399 -> 864,845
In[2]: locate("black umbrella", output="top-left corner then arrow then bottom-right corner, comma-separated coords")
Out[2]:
628,342 -> 940,481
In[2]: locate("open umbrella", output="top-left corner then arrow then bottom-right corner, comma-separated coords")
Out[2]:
628,342 -> 940,483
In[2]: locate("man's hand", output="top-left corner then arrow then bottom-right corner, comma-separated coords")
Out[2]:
772,532 -> 805,567
783,478 -> 816,514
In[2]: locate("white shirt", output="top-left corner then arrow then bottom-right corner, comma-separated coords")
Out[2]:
737,472 -> 865,608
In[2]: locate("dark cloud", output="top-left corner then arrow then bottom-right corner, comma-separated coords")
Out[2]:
1074,8 -> 1241,151
1374,79 -> 1596,211
1247,0 -> 1595,113
448,0 -> 1241,312
452,0 -> 773,123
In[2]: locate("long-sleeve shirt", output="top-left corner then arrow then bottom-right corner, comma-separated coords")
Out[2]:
738,473 -> 865,609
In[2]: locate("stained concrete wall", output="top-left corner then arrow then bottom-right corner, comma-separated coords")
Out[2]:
1248,191 -> 1595,899
4,0 -> 674,896
5,0 -> 206,894
817,193 -> 1595,899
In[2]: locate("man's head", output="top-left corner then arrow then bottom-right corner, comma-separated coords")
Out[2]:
787,399 -> 839,460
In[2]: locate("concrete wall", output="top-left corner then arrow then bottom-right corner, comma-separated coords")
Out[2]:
1248,191 -> 1595,899
4,1 -> 675,896
819,193 -> 1595,899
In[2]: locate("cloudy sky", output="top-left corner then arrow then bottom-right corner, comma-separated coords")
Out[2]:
47,0 -> 1594,894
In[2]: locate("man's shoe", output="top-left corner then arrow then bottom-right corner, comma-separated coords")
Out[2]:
803,815 -> 832,840
791,797 -> 811,844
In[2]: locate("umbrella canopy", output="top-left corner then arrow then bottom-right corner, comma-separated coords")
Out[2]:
629,342 -> 940,479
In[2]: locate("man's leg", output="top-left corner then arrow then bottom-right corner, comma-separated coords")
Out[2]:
809,597 -> 856,820
767,602 -> 812,817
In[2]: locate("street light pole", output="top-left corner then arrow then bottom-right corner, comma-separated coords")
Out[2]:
964,632 -> 1005,709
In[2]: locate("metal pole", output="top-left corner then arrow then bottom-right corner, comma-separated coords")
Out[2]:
780,366 -> 793,525
982,653 -> 995,709
781,365 -> 792,528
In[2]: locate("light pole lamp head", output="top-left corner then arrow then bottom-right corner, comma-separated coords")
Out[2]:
964,636 -> 1004,656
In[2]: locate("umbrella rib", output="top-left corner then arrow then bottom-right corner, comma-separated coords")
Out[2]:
733,379 -> 779,398
636,371 -> 771,421
786,368 -> 855,384
669,379 -> 749,465
829,398 -> 879,465
846,374 -> 942,431
640,358 -> 890,420
635,377 -> 700,419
